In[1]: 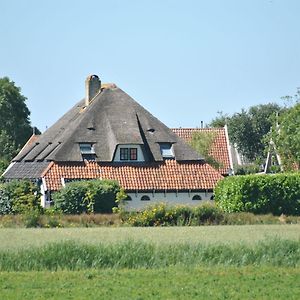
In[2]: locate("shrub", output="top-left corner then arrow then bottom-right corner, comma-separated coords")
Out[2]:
214,173 -> 300,215
191,204 -> 224,225
53,179 -> 121,214
121,202 -> 224,226
22,209 -> 41,228
234,164 -> 261,175
0,180 -> 41,215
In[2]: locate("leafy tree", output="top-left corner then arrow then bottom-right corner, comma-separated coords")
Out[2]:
271,103 -> 300,170
0,77 -> 34,173
209,111 -> 229,128
209,103 -> 282,163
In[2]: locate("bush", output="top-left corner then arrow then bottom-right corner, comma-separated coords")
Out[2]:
121,202 -> 224,226
214,173 -> 300,215
234,164 -> 261,175
53,180 -> 121,214
0,180 -> 41,215
22,209 -> 41,228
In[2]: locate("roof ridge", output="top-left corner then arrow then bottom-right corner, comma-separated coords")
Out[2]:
41,161 -> 55,177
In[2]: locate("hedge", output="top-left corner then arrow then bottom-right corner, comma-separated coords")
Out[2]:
214,173 -> 300,215
53,180 -> 121,214
0,180 -> 41,215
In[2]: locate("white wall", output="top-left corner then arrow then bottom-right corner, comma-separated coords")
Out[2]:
123,191 -> 214,210
113,144 -> 145,162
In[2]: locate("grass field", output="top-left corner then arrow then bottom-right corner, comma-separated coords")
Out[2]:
0,224 -> 299,250
1,266 -> 300,300
1,225 -> 299,299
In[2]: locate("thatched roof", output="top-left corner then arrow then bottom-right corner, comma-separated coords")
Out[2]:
7,85 -> 204,181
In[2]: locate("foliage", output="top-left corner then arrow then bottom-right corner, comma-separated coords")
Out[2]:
209,103 -> 282,163
112,187 -> 128,213
0,159 -> 10,176
209,111 -> 229,127
189,131 -> 222,169
120,202 -> 224,226
0,77 -> 33,162
214,174 -> 300,215
271,102 -> 300,170
53,179 -> 120,214
22,209 -> 41,228
228,104 -> 282,162
0,211 -> 300,228
234,164 -> 262,175
0,180 -> 41,215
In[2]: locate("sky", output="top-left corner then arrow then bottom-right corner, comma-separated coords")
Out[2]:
1,0 -> 300,132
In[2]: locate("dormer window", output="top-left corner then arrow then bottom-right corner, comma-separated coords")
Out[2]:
114,144 -> 144,162
120,147 -> 138,161
159,143 -> 174,158
79,143 -> 96,160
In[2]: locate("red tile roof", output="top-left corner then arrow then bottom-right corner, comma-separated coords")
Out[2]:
172,128 -> 231,175
43,160 -> 223,191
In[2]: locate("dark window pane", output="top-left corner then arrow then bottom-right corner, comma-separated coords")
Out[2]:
130,148 -> 137,160
120,148 -> 129,160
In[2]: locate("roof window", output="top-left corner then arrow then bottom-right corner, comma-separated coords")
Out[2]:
79,143 -> 95,154
79,143 -> 96,161
159,143 -> 174,158
120,147 -> 138,161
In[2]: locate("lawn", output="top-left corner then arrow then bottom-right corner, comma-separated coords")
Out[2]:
0,224 -> 299,250
0,266 -> 299,300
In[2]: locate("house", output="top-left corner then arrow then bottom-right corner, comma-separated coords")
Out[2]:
3,75 -> 223,210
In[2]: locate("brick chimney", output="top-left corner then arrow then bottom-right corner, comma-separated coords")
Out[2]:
85,75 -> 101,106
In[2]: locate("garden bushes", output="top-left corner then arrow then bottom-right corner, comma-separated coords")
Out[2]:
214,173 -> 300,215
120,202 -> 224,226
53,179 -> 121,214
0,180 -> 41,215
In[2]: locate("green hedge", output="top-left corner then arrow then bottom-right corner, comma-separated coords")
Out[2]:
53,180 -> 121,214
0,180 -> 41,215
214,174 -> 300,215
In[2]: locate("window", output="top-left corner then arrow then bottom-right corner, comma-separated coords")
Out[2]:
120,147 -> 138,161
192,195 -> 202,200
120,148 -> 129,160
79,143 -> 96,160
159,143 -> 174,158
130,148 -> 137,160
125,195 -> 132,201
79,143 -> 95,154
141,195 -> 150,201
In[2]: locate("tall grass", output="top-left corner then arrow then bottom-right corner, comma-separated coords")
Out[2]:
0,238 -> 299,271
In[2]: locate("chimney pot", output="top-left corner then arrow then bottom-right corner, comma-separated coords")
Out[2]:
85,75 -> 101,106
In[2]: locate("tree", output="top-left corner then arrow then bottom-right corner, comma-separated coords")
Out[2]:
0,77 -> 33,172
209,103 -> 282,163
209,111 -> 228,128
271,103 -> 300,170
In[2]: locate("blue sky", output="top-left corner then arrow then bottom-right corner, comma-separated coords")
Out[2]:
1,0 -> 300,132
